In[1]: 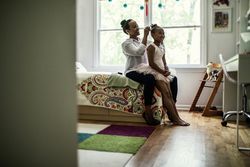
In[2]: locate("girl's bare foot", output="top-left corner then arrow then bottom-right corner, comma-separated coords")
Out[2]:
173,120 -> 190,126
162,120 -> 174,126
181,119 -> 190,126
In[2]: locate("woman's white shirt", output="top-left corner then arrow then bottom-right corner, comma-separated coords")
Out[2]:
122,38 -> 147,74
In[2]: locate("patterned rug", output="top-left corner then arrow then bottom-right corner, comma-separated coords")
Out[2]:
78,124 -> 155,154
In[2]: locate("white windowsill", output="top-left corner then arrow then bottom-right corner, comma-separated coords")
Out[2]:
89,65 -> 206,73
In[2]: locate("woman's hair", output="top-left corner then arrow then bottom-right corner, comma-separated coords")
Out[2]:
120,19 -> 132,34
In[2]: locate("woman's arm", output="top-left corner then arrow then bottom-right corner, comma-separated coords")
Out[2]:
122,26 -> 150,56
147,45 -> 166,75
122,41 -> 146,56
141,26 -> 150,46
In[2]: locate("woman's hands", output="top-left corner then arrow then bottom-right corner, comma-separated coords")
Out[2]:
144,26 -> 150,37
142,26 -> 150,46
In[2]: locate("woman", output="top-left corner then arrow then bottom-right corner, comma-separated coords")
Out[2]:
120,19 -> 158,125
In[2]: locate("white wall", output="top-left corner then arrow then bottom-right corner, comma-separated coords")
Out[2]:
77,0 -> 237,109
207,1 -> 236,62
77,0 -> 95,70
1,1 -> 77,166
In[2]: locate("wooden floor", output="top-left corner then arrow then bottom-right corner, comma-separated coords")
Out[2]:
80,111 -> 250,167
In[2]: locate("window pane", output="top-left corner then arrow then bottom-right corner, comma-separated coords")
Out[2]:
152,0 -> 200,26
96,0 -> 203,67
99,30 -> 126,66
163,28 -> 200,65
98,0 -> 144,29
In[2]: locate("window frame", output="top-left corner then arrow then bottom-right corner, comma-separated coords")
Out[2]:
94,0 -> 207,70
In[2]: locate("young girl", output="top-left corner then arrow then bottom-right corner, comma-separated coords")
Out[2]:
134,24 -> 190,126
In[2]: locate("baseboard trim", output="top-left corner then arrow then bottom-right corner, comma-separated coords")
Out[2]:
176,104 -> 222,111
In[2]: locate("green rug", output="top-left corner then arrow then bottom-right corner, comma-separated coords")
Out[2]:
78,134 -> 146,154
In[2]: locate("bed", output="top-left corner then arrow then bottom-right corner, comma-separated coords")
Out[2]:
76,63 -> 163,123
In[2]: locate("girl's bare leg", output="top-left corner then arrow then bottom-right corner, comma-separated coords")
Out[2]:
156,80 -> 190,126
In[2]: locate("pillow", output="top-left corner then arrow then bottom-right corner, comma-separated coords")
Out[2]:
76,62 -> 87,72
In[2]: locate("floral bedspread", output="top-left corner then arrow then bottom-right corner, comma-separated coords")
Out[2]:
76,72 -> 163,117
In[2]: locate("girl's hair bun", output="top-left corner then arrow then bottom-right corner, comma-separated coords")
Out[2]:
150,24 -> 157,30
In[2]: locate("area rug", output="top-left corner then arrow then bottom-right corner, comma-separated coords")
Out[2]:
78,133 -> 146,154
78,150 -> 133,167
97,124 -> 155,138
78,124 -> 156,154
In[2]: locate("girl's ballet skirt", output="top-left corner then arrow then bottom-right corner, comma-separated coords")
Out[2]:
132,43 -> 170,83
133,63 -> 169,83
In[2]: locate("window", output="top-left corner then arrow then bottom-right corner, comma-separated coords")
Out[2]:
95,0 -> 206,69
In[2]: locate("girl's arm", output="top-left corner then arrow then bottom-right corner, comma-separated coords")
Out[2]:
162,54 -> 170,77
162,54 -> 169,71
147,45 -> 166,75
161,43 -> 169,71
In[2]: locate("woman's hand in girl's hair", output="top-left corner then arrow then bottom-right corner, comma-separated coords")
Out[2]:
144,26 -> 150,37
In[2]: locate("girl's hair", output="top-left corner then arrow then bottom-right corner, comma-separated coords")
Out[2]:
120,19 -> 132,34
150,24 -> 161,33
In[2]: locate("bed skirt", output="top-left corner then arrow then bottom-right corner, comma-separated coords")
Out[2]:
78,105 -> 145,123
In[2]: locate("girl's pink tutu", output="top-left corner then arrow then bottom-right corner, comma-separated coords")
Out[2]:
132,63 -> 169,83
